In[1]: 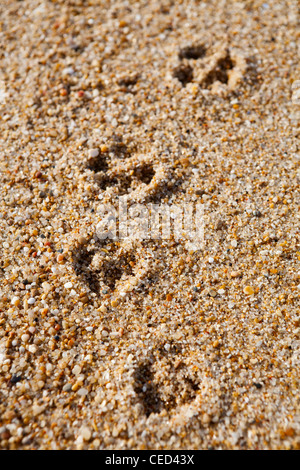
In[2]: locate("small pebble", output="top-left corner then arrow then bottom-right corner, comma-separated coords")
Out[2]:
98,304 -> 107,313
79,426 -> 91,441
243,285 -> 255,295
64,282 -> 73,289
63,384 -> 72,392
88,148 -> 99,158
111,298 -> 119,307
230,271 -> 240,278
72,365 -> 82,375
60,88 -> 68,97
42,282 -> 51,293
11,296 -> 20,306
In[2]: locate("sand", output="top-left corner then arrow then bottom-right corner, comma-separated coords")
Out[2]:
0,0 -> 299,449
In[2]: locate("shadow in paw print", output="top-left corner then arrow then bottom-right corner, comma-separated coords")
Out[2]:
72,244 -> 100,293
101,253 -> 135,290
133,360 -> 164,417
244,55 -> 261,88
133,344 -> 200,417
95,174 -> 118,191
173,64 -> 193,86
106,134 -> 131,158
179,44 -> 206,60
95,162 -> 155,194
133,163 -> 155,185
203,51 -> 234,86
118,75 -> 139,87
109,141 -> 129,157
86,153 -> 109,173
72,238 -> 137,294
143,174 -> 183,204
118,74 -> 139,93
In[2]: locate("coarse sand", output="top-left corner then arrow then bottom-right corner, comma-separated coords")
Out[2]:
0,0 -> 299,450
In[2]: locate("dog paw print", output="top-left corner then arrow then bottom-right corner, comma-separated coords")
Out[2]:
133,344 -> 200,417
178,43 -> 207,61
199,46 -> 248,95
172,41 -> 256,95
71,234 -> 150,298
86,147 -> 171,204
201,49 -> 235,88
172,42 -> 207,86
72,139 -> 177,301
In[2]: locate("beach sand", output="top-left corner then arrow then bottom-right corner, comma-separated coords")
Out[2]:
0,0 -> 299,449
